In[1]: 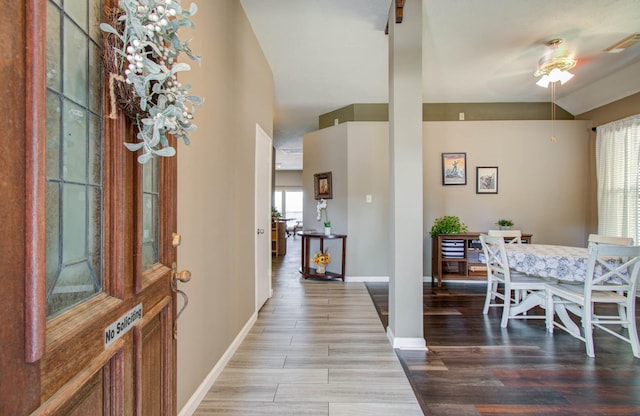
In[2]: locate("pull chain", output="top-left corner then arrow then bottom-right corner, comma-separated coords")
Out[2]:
550,82 -> 557,142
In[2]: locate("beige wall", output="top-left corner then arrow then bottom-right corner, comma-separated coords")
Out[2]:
576,92 -> 640,127
275,170 -> 303,188
176,0 -> 273,410
346,122 -> 390,276
423,120 -> 591,274
303,124 -> 349,274
304,119 -> 592,277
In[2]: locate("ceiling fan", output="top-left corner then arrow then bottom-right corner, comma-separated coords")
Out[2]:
484,37 -> 580,96
533,38 -> 577,88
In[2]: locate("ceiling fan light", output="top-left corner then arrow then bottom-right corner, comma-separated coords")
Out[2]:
548,67 -> 563,82
536,75 -> 550,88
558,70 -> 574,84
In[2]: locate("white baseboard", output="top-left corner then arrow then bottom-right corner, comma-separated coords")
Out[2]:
341,275 -> 440,284
386,327 -> 428,351
345,275 -> 389,283
178,312 -> 258,416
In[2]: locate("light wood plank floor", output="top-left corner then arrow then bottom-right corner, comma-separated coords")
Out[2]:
193,237 -> 423,416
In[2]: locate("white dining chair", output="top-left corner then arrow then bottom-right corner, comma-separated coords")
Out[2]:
488,229 -> 522,244
487,229 -> 527,303
480,234 -> 548,328
587,234 -> 634,324
587,234 -> 633,247
545,244 -> 640,358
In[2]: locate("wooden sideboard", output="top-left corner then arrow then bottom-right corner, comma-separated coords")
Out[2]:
271,220 -> 286,256
431,232 -> 532,287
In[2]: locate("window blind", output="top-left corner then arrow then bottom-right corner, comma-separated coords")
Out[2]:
595,114 -> 640,245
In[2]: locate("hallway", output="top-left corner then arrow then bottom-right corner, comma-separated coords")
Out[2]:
193,237 -> 423,415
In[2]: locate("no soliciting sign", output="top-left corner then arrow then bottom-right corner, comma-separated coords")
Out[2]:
104,303 -> 143,347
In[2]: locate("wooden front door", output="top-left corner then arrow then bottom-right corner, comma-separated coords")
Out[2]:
1,1 -> 179,414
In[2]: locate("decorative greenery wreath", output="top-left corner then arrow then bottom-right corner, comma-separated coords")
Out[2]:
100,0 -> 202,163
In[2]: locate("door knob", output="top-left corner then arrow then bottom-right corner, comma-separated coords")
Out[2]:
175,269 -> 191,283
171,262 -> 191,289
257,228 -> 265,234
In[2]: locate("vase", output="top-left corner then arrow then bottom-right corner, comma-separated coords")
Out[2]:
324,226 -> 331,235
316,264 -> 326,274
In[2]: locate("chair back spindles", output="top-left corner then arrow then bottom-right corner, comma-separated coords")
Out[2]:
488,229 -> 522,244
587,234 -> 633,248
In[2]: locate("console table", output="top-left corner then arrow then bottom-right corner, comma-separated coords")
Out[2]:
299,232 -> 347,281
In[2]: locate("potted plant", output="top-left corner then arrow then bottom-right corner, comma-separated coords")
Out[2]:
496,219 -> 514,230
429,216 -> 468,237
312,250 -> 331,274
272,207 -> 282,221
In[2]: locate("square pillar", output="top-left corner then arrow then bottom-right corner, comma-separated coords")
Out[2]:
387,0 -> 426,350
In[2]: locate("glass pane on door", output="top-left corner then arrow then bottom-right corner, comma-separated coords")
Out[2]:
45,0 -> 103,317
142,157 -> 160,270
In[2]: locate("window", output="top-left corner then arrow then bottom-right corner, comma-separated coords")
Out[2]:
595,114 -> 640,245
284,191 -> 303,222
274,190 -> 283,217
274,189 -> 303,223
45,0 -> 103,317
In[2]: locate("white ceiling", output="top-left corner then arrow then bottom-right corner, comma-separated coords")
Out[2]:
240,0 -> 640,170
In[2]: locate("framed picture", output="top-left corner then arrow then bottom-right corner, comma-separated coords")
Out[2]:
314,171 -> 333,199
476,166 -> 498,194
442,153 -> 467,185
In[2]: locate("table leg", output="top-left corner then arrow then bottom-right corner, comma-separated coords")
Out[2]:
555,303 -> 582,338
340,235 -> 346,281
301,236 -> 309,278
509,292 -> 545,316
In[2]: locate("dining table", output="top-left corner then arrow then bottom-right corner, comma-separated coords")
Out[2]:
503,243 -> 621,336
506,244 -> 592,282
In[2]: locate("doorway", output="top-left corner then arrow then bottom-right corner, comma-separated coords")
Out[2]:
255,123 -> 273,310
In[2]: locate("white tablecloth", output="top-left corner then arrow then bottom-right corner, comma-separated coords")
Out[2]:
505,244 -> 592,282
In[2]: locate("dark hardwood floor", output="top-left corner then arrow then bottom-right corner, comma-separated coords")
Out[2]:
365,282 -> 640,416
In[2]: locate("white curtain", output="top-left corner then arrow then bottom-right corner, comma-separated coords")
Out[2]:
595,114 -> 640,244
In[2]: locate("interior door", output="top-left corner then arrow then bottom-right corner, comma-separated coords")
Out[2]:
0,1 -> 178,414
255,124 -> 273,310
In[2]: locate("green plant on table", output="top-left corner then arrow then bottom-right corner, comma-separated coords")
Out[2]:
429,216 -> 468,237
496,219 -> 514,227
